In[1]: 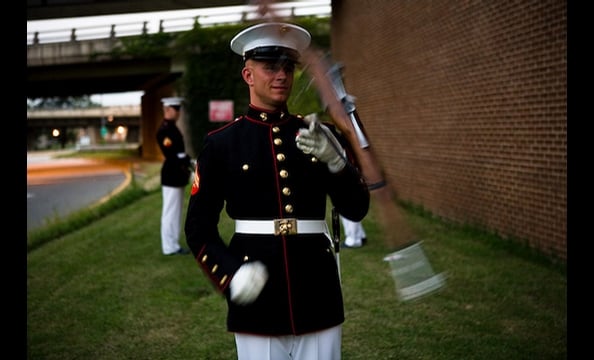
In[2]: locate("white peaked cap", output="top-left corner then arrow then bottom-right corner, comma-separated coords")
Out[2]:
161,97 -> 184,106
230,22 -> 311,62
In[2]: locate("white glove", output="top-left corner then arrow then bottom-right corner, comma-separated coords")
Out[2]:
230,261 -> 268,305
295,114 -> 347,173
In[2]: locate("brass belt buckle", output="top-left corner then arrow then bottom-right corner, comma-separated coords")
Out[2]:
274,218 -> 297,236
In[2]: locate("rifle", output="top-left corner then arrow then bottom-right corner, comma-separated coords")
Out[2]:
302,52 -> 446,301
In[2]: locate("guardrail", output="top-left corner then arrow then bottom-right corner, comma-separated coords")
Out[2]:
27,1 -> 331,45
27,105 -> 141,118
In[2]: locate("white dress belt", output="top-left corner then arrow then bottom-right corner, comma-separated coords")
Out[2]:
235,219 -> 329,236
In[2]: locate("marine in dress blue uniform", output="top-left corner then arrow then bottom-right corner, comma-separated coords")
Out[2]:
157,97 -> 191,255
184,22 -> 370,360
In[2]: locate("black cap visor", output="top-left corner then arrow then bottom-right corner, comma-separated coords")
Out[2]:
244,46 -> 300,63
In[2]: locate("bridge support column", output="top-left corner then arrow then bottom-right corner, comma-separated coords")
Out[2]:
87,126 -> 101,146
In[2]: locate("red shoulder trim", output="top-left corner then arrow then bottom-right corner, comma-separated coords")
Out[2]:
206,116 -> 244,136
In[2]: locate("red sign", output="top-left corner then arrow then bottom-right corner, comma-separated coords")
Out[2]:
209,100 -> 234,122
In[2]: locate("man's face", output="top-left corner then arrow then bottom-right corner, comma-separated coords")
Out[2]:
243,59 -> 296,109
163,105 -> 181,120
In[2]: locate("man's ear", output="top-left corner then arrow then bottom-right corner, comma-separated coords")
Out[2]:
242,67 -> 254,85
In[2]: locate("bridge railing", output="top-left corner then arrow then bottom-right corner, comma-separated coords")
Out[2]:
27,105 -> 141,119
27,1 -> 330,45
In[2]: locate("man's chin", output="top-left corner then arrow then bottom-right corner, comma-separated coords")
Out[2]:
270,95 -> 290,104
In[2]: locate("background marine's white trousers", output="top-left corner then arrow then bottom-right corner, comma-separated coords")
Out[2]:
160,185 -> 184,255
340,216 -> 367,247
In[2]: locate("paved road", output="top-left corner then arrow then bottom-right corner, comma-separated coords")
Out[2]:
27,151 -> 132,232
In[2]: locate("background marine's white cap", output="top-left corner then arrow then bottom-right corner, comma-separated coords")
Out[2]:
230,22 -> 311,63
161,97 -> 184,107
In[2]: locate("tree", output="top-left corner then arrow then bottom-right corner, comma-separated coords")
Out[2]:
27,95 -> 101,110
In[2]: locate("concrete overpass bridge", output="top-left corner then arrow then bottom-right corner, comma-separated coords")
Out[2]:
27,106 -> 141,151
27,29 -> 186,159
27,1 -> 331,159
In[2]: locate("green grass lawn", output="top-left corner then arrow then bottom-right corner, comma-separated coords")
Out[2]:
27,155 -> 566,359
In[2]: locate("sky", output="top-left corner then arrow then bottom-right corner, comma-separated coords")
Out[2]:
28,1 -> 331,106
89,92 -> 144,107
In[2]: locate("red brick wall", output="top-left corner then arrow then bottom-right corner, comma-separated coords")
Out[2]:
329,0 -> 566,260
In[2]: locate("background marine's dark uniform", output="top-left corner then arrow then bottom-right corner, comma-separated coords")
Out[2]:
156,119 -> 191,187
185,105 -> 369,336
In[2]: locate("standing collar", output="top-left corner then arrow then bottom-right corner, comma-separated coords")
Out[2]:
246,104 -> 291,123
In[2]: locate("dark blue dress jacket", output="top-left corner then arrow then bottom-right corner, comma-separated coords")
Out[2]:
185,105 -> 370,336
